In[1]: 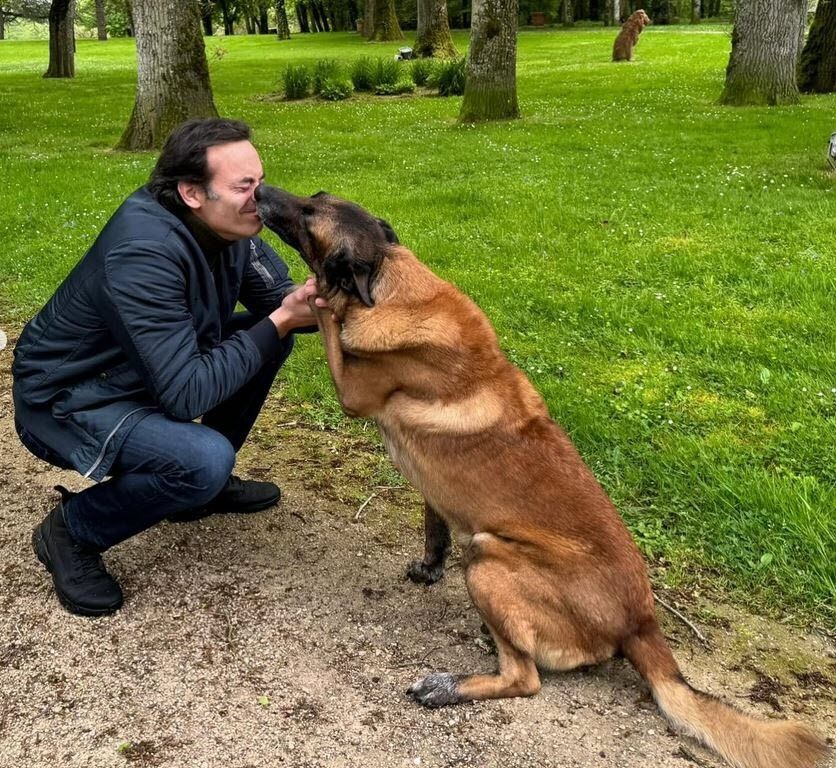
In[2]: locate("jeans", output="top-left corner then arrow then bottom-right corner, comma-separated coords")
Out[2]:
63,314 -> 292,551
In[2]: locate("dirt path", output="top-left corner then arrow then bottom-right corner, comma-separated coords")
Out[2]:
0,344 -> 833,768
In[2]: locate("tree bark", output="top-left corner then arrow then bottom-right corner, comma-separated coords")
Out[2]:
94,0 -> 107,39
296,1 -> 311,31
459,0 -> 519,122
276,0 -> 291,38
370,0 -> 402,39
562,0 -> 574,26
0,9 -> 6,40
603,0 -> 619,25
44,0 -> 75,78
117,0 -> 218,151
691,0 -> 700,24
798,0 -> 836,92
218,0 -> 236,34
364,0 -> 374,37
720,0 -> 807,106
200,0 -> 213,35
415,0 -> 457,56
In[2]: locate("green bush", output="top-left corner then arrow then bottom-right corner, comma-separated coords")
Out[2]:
433,57 -> 466,96
375,78 -> 416,96
312,59 -> 342,94
350,57 -> 375,91
371,57 -> 402,88
319,77 -> 353,101
410,58 -> 437,87
282,64 -> 311,100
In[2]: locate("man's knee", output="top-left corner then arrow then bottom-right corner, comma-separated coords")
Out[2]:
171,429 -> 235,504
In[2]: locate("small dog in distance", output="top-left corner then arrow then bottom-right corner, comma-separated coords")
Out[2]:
613,9 -> 651,62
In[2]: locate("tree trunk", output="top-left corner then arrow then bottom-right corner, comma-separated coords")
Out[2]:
417,0 -> 426,40
603,0 -> 619,25
459,0 -> 519,122
117,0 -> 218,151
218,0 -> 235,34
415,0 -> 457,56
0,10 -> 6,40
44,0 -> 75,78
94,0 -> 107,39
259,6 -> 269,31
200,0 -> 213,35
720,0 -> 807,106
562,0 -> 574,26
370,0 -> 403,39
296,1 -> 311,31
276,0 -> 291,38
364,0 -> 375,37
691,0 -> 700,23
798,0 -> 836,92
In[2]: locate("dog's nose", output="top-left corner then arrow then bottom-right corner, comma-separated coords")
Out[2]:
254,184 -> 265,202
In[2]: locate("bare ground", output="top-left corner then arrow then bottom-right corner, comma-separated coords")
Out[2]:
0,344 -> 834,768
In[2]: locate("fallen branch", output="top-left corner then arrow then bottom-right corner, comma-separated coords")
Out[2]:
654,593 -> 711,648
354,492 -> 377,521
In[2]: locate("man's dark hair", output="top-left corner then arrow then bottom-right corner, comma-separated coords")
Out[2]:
148,118 -> 251,214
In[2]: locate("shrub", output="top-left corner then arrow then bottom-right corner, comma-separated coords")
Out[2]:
312,59 -> 342,94
433,57 -> 466,96
350,57 -> 375,91
410,58 -> 437,87
282,64 -> 311,100
375,78 -> 415,96
319,78 -> 353,101
371,57 -> 402,89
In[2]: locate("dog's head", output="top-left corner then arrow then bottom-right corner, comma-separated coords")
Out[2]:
636,9 -> 651,26
255,184 -> 398,307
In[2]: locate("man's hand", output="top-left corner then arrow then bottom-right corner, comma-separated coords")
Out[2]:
269,277 -> 329,337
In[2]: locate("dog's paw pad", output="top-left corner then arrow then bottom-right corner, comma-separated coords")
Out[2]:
407,672 -> 460,708
406,560 -> 444,585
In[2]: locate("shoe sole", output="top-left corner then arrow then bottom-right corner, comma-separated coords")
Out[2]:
31,527 -> 121,618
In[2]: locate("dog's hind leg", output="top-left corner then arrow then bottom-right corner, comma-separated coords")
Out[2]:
406,503 -> 450,585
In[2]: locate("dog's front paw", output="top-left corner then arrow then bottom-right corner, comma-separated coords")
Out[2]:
406,559 -> 444,585
407,672 -> 461,708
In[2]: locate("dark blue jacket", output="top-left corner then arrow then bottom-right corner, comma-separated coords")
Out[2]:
13,187 -> 297,481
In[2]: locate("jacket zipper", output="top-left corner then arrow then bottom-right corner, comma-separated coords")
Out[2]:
250,240 -> 275,287
82,406 -> 153,479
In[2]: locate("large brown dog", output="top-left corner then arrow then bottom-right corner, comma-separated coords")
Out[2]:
613,9 -> 651,61
255,185 -> 828,768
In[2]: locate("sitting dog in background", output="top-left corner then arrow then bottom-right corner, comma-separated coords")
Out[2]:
255,184 -> 828,768
613,9 -> 651,61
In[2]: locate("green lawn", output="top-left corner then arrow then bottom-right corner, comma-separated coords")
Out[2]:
0,28 -> 834,625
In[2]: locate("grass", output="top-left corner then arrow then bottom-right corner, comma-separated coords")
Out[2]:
0,28 -> 834,626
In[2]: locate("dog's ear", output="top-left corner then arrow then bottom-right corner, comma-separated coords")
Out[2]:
324,246 -> 378,307
377,218 -> 399,245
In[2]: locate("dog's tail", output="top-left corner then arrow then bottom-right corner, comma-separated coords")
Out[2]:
622,621 -> 829,768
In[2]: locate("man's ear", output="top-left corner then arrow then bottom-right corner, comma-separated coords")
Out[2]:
324,246 -> 379,307
377,218 -> 399,245
177,181 -> 205,211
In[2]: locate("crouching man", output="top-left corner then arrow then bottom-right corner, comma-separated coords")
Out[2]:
13,118 -> 321,616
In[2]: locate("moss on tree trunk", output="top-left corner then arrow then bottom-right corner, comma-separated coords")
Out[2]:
415,0 -> 457,57
720,0 -> 806,106
370,0 -> 403,40
117,0 -> 218,151
459,0 -> 519,122
798,0 -> 836,93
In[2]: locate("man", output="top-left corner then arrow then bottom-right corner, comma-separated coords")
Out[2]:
13,118 -> 320,617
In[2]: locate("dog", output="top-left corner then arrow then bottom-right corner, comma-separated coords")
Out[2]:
613,9 -> 651,62
254,185 -> 828,768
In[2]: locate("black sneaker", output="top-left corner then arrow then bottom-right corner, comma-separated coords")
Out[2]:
31,486 -> 123,617
166,475 -> 281,522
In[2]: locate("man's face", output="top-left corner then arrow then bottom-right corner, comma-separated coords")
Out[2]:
184,140 -> 265,240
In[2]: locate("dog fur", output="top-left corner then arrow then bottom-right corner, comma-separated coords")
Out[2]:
255,185 -> 829,768
613,9 -> 651,62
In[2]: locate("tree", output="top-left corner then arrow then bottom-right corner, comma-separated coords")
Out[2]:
94,0 -> 106,39
720,0 -> 807,106
200,0 -> 213,34
275,0 -> 290,38
44,0 -> 74,78
691,0 -> 700,24
459,0 -> 519,122
414,0 -> 456,57
561,0 -> 573,26
798,0 -> 836,93
117,0 -> 218,150
368,0 -> 402,40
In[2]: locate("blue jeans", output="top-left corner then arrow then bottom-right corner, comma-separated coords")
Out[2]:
63,314 -> 292,551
